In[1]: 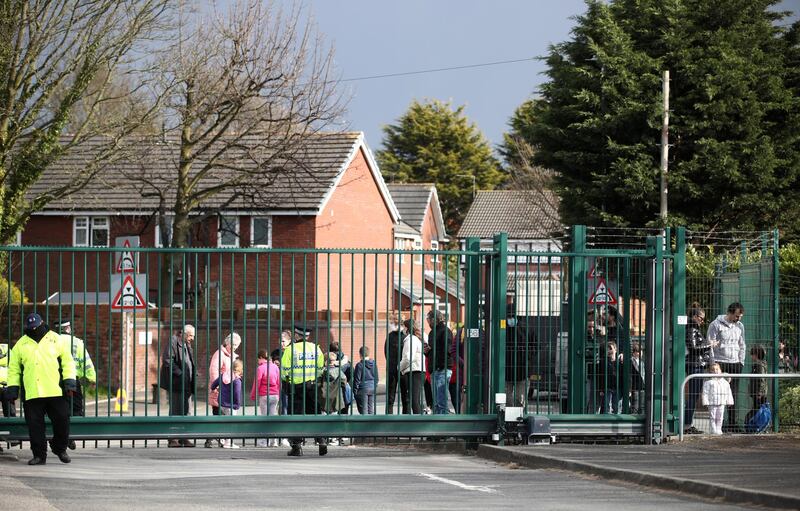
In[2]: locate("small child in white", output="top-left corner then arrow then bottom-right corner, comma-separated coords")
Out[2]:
701,362 -> 734,435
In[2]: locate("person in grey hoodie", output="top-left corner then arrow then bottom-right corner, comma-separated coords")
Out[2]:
707,302 -> 745,431
353,346 -> 378,415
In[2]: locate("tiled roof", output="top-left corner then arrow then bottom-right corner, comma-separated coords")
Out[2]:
386,183 -> 432,232
456,190 -> 563,239
27,132 -> 367,214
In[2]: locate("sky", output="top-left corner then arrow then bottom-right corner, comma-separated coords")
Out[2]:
309,0 -> 589,153
308,0 -> 799,156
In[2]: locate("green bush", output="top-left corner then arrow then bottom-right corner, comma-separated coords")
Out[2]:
779,384 -> 800,431
0,275 -> 26,307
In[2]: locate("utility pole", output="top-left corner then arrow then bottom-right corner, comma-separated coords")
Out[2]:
660,70 -> 670,224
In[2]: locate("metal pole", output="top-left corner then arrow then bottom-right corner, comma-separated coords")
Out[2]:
660,70 -> 669,223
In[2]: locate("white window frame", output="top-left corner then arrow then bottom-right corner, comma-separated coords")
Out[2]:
217,215 -> 240,248
394,238 -> 405,264
73,216 -> 109,247
154,215 -> 174,248
413,238 -> 423,265
430,240 -> 439,264
250,216 -> 273,248
435,300 -> 450,319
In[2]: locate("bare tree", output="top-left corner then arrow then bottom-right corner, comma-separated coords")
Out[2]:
503,135 -> 562,228
0,0 -> 172,246
130,0 -> 346,248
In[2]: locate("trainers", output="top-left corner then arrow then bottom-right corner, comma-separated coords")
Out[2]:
204,439 -> 214,448
257,440 -> 269,448
328,438 -> 339,446
222,443 -> 240,449
168,439 -> 181,448
288,445 -> 303,456
280,439 -> 291,448
180,439 -> 195,447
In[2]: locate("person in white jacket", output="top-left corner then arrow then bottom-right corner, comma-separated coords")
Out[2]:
399,319 -> 425,415
707,302 -> 745,431
702,362 -> 735,435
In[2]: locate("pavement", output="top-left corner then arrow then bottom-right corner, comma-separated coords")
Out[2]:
477,434 -> 800,510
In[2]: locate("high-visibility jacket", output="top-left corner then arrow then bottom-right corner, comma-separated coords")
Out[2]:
280,341 -> 324,384
8,330 -> 77,400
59,334 -> 96,383
0,343 -> 8,386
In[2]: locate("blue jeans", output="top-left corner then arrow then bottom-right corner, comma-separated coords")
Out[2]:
432,369 -> 451,414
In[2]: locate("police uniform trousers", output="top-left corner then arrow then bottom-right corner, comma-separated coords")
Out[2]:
24,396 -> 70,458
66,381 -> 85,417
288,381 -> 325,448
0,387 -> 17,417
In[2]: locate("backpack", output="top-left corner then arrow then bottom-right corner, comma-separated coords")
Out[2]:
745,403 -> 771,433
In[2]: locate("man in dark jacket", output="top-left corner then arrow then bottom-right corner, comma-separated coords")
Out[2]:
383,320 -> 403,414
160,324 -> 196,447
426,310 -> 453,414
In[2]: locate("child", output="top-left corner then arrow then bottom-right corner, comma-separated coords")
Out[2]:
597,341 -> 621,413
353,346 -> 378,415
749,344 -> 767,415
702,362 -> 734,435
251,350 -> 280,447
629,342 -> 645,414
211,360 -> 243,448
320,351 -> 346,415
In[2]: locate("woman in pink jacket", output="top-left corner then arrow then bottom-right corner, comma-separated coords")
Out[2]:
205,332 -> 241,448
251,349 -> 280,447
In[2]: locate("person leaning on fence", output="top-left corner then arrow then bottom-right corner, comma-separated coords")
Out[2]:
707,302 -> 745,432
205,332 -> 241,448
56,320 -> 97,450
399,318 -> 425,415
702,362 -> 734,435
353,345 -> 378,415
160,324 -> 197,447
427,310 -> 454,415
7,313 -> 77,465
684,303 -> 712,434
629,341 -> 645,414
280,323 -> 327,457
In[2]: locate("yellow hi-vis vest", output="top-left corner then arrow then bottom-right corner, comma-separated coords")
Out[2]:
281,341 -> 324,384
8,330 -> 77,400
59,334 -> 97,383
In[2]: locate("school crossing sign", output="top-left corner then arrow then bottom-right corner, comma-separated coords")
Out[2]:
110,274 -> 147,311
588,277 -> 617,305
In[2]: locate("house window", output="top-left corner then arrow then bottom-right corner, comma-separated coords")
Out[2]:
431,240 -> 439,264
394,238 -> 404,264
218,216 -> 239,247
154,215 -> 174,248
413,238 -> 422,265
436,300 -> 450,319
74,217 -> 109,247
251,216 -> 272,247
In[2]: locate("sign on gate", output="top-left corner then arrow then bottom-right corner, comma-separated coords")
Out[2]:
110,274 -> 147,311
588,277 -> 617,305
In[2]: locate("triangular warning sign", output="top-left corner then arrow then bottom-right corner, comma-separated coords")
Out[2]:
589,277 -> 617,305
588,265 -> 600,279
116,240 -> 136,273
111,275 -> 146,310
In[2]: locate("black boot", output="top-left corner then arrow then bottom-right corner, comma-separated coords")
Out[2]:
56,451 -> 71,463
318,444 -> 328,456
28,457 -> 46,465
68,440 -> 77,450
287,445 -> 303,456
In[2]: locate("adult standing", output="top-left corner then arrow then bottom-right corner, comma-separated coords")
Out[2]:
707,302 -> 745,431
7,313 -> 77,465
684,304 -> 712,434
426,310 -> 453,415
160,324 -> 197,447
0,341 -> 17,419
383,319 -> 403,414
399,318 -> 425,414
205,332 -> 241,448
280,323 -> 327,457
56,320 -> 97,450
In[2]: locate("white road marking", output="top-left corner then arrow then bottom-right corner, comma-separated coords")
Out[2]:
418,472 -> 499,494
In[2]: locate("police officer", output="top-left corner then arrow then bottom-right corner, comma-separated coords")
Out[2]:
7,313 -> 77,465
0,341 -> 16,418
280,323 -> 327,456
57,321 -> 97,450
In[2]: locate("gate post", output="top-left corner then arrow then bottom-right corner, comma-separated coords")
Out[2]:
491,233 -> 508,409
670,228 -> 686,435
645,235 -> 667,443
465,237 -> 482,414
568,226 -> 588,413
